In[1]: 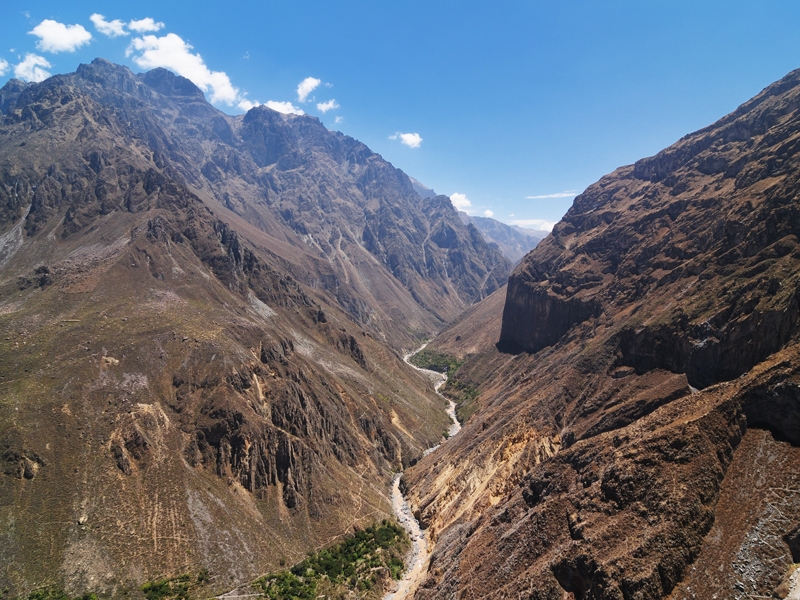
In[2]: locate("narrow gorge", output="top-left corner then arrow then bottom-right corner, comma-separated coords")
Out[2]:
2,45 -> 800,600
385,344 -> 462,600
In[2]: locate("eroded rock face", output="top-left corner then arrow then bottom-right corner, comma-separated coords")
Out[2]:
406,69 -> 800,600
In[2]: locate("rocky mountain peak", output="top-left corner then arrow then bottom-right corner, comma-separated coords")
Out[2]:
141,67 -> 206,100
0,78 -> 29,113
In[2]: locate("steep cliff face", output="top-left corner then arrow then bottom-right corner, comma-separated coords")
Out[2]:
405,70 -> 800,600
0,59 -> 508,596
500,69 -> 800,388
235,105 -> 510,322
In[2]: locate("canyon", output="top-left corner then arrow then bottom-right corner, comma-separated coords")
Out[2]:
1,57 -> 800,600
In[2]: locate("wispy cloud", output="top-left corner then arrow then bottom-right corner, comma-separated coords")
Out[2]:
29,19 -> 92,53
0,58 -> 9,77
14,53 -> 52,82
90,14 -> 128,38
297,77 -> 320,103
266,100 -> 304,115
450,192 -> 471,211
510,219 -> 557,231
525,190 -> 578,199
334,116 -> 343,124
484,209 -> 494,218
128,18 -> 165,33
316,99 -> 339,113
389,132 -> 423,148
126,33 -> 239,105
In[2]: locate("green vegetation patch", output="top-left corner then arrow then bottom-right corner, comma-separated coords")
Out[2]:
408,349 -> 462,374
22,589 -> 97,600
442,378 -> 480,424
254,520 -> 408,600
140,571 -> 209,600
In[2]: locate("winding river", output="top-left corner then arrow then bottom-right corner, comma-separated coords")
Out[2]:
384,343 -> 461,600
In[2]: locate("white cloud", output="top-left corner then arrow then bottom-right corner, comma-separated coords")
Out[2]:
297,77 -> 321,103
525,190 -> 578,199
29,19 -> 92,53
389,132 -> 424,148
335,116 -> 343,124
510,219 -> 557,231
238,98 -> 259,111
484,209 -> 494,218
316,99 -> 339,113
266,100 -> 304,115
399,132 -> 422,148
450,193 -> 471,211
126,33 -> 239,105
90,14 -> 127,37
14,53 -> 52,82
218,96 -> 304,116
128,18 -> 165,33
0,58 -> 8,77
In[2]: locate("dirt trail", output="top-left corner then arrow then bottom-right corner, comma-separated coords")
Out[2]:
384,343 -> 460,599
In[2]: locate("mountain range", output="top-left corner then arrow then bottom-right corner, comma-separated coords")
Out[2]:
0,58 -> 509,595
458,212 -> 545,263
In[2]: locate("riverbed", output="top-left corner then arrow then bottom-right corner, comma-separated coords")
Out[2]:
384,343 -> 461,599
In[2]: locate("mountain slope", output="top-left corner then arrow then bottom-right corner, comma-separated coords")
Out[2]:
404,69 -> 800,599
0,59 -> 509,596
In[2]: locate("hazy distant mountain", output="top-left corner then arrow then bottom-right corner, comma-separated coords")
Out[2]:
458,211 -> 546,263
409,176 -> 438,198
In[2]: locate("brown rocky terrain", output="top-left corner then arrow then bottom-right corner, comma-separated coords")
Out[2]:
0,60 -> 510,596
404,69 -> 800,599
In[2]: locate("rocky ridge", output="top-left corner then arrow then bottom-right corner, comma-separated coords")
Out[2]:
403,69 -> 800,599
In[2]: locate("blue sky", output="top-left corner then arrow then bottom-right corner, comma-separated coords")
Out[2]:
2,2 -> 800,230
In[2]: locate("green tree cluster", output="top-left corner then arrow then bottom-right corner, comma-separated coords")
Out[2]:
255,520 -> 408,599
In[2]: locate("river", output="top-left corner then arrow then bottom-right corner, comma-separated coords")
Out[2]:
383,343 -> 461,600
